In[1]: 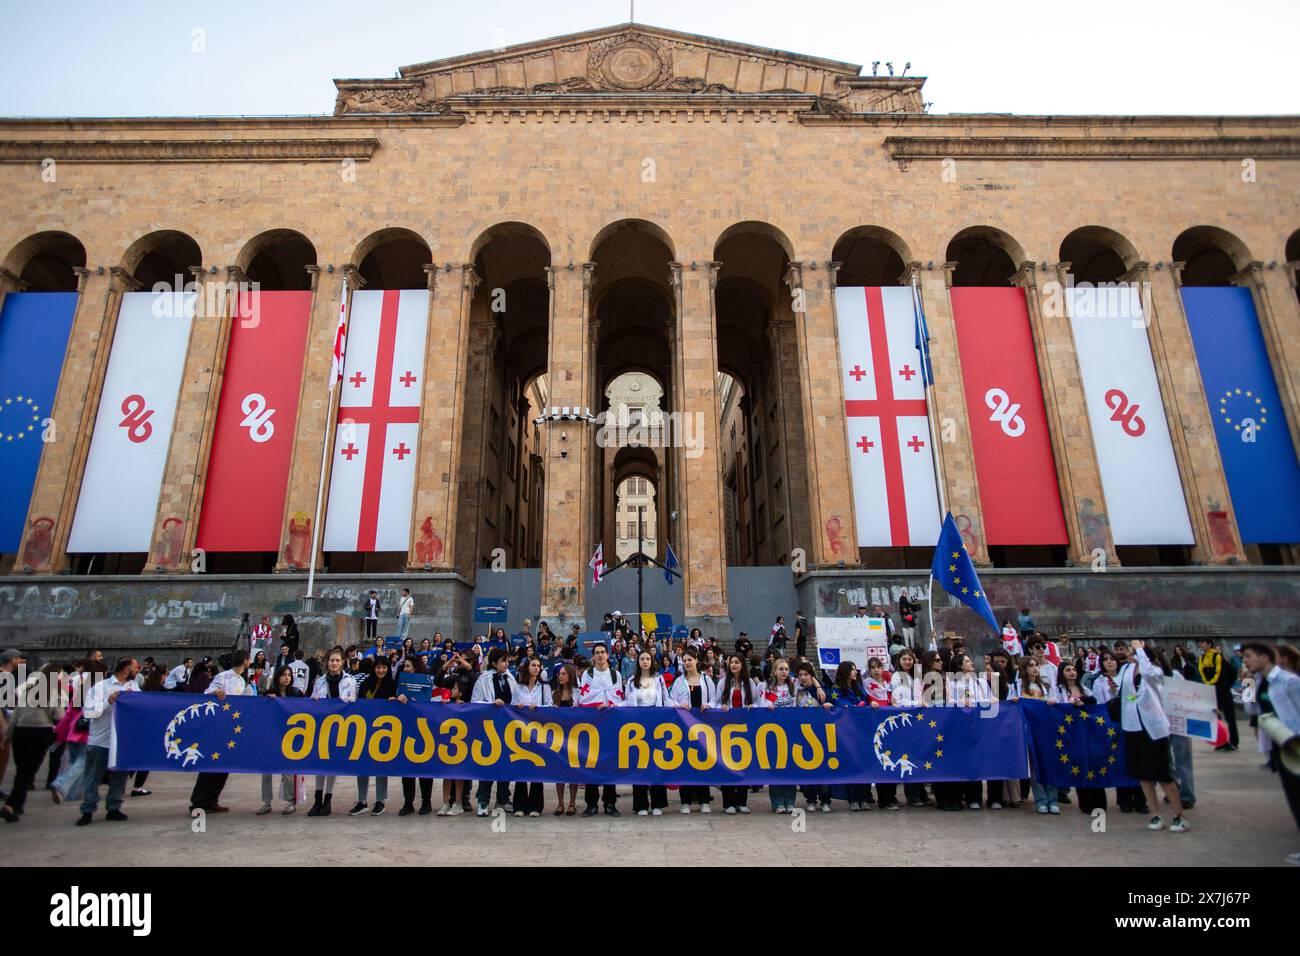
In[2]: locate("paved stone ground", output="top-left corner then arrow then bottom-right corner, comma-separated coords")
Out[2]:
1,731 -> 1295,867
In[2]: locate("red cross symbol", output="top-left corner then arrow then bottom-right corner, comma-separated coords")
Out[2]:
907,435 -> 925,453
391,442 -> 411,460
399,371 -> 417,388
843,288 -> 928,546
341,443 -> 360,461
856,436 -> 874,454
898,364 -> 916,382
349,371 -> 367,388
848,365 -> 867,382
337,290 -> 421,551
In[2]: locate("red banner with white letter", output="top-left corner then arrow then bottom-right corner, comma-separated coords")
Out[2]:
196,291 -> 311,552
951,288 -> 1067,545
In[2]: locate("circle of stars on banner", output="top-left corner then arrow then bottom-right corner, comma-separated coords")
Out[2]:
1219,387 -> 1266,433
0,394 -> 41,443
162,699 -> 243,768
1054,709 -> 1119,783
946,552 -> 983,600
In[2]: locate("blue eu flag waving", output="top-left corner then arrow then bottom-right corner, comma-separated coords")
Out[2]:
930,512 -> 998,635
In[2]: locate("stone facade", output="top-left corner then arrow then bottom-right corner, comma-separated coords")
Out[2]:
0,23 -> 1298,647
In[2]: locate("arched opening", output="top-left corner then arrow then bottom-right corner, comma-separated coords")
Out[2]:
121,230 -> 202,291
1173,226 -> 1250,287
714,222 -> 809,567
592,221 -> 677,579
355,228 -> 432,290
946,226 -> 1024,288
1059,226 -> 1139,285
199,230 -> 319,574
4,231 -> 86,292
454,222 -> 551,574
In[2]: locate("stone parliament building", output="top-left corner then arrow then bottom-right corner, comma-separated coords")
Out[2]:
0,23 -> 1297,658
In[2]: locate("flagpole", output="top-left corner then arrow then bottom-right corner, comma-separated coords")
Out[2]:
914,274 -> 948,647
306,275 -> 347,606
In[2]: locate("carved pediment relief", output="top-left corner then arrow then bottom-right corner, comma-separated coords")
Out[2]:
333,23 -> 926,116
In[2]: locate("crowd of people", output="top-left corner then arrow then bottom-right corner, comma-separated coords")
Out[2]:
1,603 -> 1297,863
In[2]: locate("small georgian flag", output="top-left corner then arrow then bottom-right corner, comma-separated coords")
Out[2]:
329,277 -> 349,390
589,543 -> 605,586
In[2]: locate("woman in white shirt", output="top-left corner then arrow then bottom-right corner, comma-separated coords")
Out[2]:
1017,658 -> 1061,815
307,649 -> 358,817
717,653 -> 763,814
1091,649 -> 1146,815
1119,641 -> 1189,833
623,650 -> 670,816
511,658 -> 552,818
669,648 -> 716,813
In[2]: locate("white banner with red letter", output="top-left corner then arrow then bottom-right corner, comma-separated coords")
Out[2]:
835,286 -> 940,547
1066,287 -> 1193,545
322,289 -> 428,552
67,292 -> 196,552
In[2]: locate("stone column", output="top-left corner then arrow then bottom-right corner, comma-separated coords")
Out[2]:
148,265 -> 237,571
916,262 -> 989,564
1235,261 -> 1300,458
454,302 -> 499,583
406,263 -> 477,571
537,262 -> 595,626
1015,262 -> 1116,567
18,266 -> 138,572
276,264 -> 361,572
767,318 -> 813,562
785,260 -> 859,566
1140,262 -> 1245,564
669,260 -> 729,628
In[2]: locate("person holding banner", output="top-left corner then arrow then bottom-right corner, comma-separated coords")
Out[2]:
890,649 -> 930,808
1119,641 -> 1189,833
829,662 -> 873,811
1015,658 -> 1061,815
351,658 -> 398,817
717,654 -> 765,813
471,648 -> 518,817
258,665 -> 305,816
550,664 -> 580,815
512,658 -> 552,817
1239,642 -> 1300,858
578,643 -> 623,817
760,658 -> 799,813
307,650 -> 358,818
669,647 -> 716,813
1091,650 -> 1146,815
620,650 -> 671,816
186,651 -> 251,817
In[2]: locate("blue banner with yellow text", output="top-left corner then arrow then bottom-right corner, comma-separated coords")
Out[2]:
112,694 -> 1029,785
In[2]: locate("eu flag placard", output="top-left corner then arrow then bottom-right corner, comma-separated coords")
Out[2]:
931,512 -> 998,635
0,292 -> 77,551
1022,699 -> 1135,788
1182,287 -> 1300,543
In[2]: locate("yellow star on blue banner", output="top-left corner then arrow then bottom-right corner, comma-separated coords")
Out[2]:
930,512 -> 998,635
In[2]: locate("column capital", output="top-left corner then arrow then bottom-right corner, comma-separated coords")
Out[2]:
108,266 -> 143,292
1009,260 -> 1040,290
898,260 -> 923,286
0,267 -> 28,292
942,261 -> 959,289
782,261 -> 803,295
1232,260 -> 1267,289
1169,261 -> 1187,288
71,265 -> 93,293
304,263 -> 321,292
1119,260 -> 1151,283
340,263 -> 367,289
1285,260 -> 1300,291
223,264 -> 250,286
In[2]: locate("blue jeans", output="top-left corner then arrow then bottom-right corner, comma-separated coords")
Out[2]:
1170,734 -> 1195,807
357,776 -> 389,802
476,779 -> 510,808
79,745 -> 128,815
397,614 -> 411,639
1032,779 -> 1058,810
770,785 -> 797,810
52,740 -> 86,798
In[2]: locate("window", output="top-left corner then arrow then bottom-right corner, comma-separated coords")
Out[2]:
504,506 -> 514,547
626,521 -> 636,538
507,438 -> 517,475
489,407 -> 501,453
628,406 -> 644,426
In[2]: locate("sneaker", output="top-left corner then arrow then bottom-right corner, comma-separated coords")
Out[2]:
725,806 -> 737,815
348,802 -> 368,816
1148,815 -> 1165,831
1037,805 -> 1049,814
75,813 -> 92,826
130,788 -> 152,797
1048,804 -> 1060,814
738,806 -> 751,814
256,803 -> 272,815
529,811 -> 540,817
820,803 -> 831,813
105,809 -> 128,822
1170,816 -> 1190,833
515,811 -> 525,818
476,805 -> 488,817
502,803 -> 515,814
849,803 -> 861,812
400,804 -> 416,817
680,805 -> 692,814
281,803 -> 296,815
371,802 -> 385,816
446,803 -> 464,816
436,803 -> 450,816
989,802 -> 1002,810
604,806 -> 621,817
637,809 -> 649,816
700,804 -> 711,814
651,808 -> 662,817
968,802 -> 981,810
582,806 -> 598,817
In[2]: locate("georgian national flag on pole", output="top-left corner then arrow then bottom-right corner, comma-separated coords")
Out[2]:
836,287 -> 940,547
330,278 -> 349,391
322,289 -> 428,553
589,543 -> 605,586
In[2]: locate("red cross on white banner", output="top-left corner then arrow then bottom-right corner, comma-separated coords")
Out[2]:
323,289 -> 429,553
836,286 -> 940,547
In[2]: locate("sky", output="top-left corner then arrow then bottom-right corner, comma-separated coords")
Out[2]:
0,0 -> 1295,117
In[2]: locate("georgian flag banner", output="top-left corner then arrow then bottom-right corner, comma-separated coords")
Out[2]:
322,289 -> 428,552
835,286 -> 940,547
195,291 -> 312,552
589,542 -> 605,585
1066,287 -> 1193,545
0,292 -> 77,551
330,278 -> 348,390
951,288 -> 1067,545
68,292 -> 196,552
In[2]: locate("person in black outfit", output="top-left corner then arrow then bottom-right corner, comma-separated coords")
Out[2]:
279,615 -> 300,656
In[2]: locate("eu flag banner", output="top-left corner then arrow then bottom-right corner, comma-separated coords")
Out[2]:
931,512 -> 998,635
1021,698 -> 1135,789
1182,287 -> 1300,544
112,694 -> 1030,786
0,292 -> 77,551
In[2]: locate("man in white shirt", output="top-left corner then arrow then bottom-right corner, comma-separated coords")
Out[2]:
164,657 -> 193,691
188,650 -> 251,814
577,643 -> 623,817
288,649 -> 311,694
1241,641 -> 1300,864
76,657 -> 138,826
1029,639 -> 1057,689
397,588 -> 414,639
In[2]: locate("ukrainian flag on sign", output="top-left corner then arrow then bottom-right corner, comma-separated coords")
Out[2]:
640,612 -> 672,636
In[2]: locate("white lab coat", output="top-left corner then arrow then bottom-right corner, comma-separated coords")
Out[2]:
164,664 -> 190,690
1091,671 -> 1122,705
576,666 -> 624,706
512,681 -> 552,707
471,669 -> 519,704
668,673 -> 717,709
206,668 -> 253,698
948,673 -> 991,706
1118,648 -> 1169,740
311,673 -> 359,702
890,672 -> 919,706
622,674 -> 670,707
